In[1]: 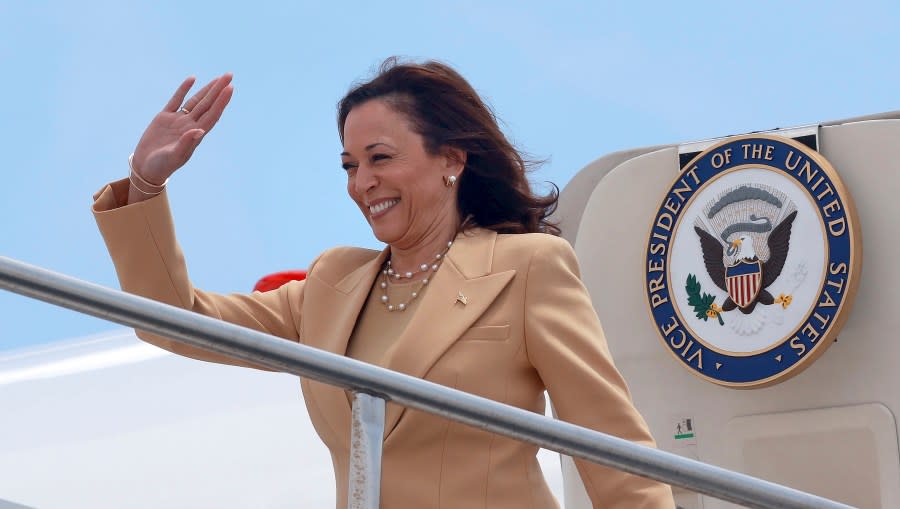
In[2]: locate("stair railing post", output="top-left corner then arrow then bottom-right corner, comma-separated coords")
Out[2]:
348,392 -> 386,509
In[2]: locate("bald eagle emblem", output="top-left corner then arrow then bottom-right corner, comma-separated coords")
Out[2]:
691,184 -> 798,320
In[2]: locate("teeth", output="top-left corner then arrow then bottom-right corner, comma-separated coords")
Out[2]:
369,199 -> 399,215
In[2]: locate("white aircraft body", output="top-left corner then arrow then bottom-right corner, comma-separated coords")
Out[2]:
0,331 -> 564,508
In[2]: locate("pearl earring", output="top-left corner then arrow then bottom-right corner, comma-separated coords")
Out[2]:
443,175 -> 457,188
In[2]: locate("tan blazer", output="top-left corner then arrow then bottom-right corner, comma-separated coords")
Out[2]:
93,179 -> 674,509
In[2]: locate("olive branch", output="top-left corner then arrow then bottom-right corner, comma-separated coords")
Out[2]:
686,274 -> 724,325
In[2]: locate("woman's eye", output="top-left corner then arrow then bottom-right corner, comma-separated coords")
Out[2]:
341,162 -> 357,172
371,153 -> 390,163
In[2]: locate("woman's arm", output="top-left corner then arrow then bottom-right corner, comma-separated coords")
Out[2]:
93,178 -> 308,368
94,75 -> 305,368
523,236 -> 675,508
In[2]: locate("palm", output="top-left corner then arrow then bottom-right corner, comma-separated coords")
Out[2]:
131,73 -> 234,184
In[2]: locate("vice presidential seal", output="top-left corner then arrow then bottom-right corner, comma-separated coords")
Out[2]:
645,135 -> 861,388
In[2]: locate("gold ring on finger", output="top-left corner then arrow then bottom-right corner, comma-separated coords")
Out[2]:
178,107 -> 191,114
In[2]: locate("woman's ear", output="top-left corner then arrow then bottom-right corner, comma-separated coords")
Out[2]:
442,146 -> 467,176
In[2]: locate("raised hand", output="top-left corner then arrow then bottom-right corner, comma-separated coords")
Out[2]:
130,73 -> 234,187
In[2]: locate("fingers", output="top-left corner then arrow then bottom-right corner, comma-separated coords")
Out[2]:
181,76 -> 218,113
189,72 -> 233,120
197,84 -> 234,131
163,76 -> 196,112
161,73 -> 232,115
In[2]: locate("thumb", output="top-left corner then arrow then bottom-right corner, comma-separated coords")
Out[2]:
174,129 -> 206,159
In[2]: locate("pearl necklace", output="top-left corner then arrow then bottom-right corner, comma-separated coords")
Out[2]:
379,240 -> 453,312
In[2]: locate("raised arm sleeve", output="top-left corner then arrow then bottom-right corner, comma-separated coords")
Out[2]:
92,179 -> 307,368
523,236 -> 674,508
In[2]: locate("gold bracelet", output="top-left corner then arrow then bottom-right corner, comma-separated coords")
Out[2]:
128,171 -> 164,196
128,153 -> 169,191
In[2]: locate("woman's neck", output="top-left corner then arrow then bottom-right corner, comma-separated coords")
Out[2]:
388,227 -> 457,276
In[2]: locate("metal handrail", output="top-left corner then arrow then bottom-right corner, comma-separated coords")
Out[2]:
0,256 -> 854,509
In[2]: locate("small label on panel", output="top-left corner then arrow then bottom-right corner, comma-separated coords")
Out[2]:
673,416 -> 697,445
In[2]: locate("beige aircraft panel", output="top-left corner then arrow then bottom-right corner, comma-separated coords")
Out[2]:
561,117 -> 900,508
554,144 -> 670,245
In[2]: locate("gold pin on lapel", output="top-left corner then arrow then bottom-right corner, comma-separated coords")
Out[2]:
456,291 -> 468,306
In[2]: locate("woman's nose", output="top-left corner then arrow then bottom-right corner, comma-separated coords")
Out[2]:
354,165 -> 378,194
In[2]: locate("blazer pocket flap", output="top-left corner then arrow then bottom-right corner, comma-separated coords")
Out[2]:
460,324 -> 510,341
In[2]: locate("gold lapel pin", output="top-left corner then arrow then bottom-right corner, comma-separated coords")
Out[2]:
456,291 -> 468,306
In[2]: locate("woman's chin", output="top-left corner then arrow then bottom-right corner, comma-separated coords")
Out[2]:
369,224 -> 403,245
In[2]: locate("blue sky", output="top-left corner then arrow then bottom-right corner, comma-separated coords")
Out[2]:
2,1 -> 899,350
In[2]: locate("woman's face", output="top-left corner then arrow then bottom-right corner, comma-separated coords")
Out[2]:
341,99 -> 462,248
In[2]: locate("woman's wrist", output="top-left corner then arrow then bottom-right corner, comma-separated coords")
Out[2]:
126,153 -> 168,204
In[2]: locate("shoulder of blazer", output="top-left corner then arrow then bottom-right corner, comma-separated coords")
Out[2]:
485,232 -> 583,285
308,246 -> 382,284
493,232 -> 575,264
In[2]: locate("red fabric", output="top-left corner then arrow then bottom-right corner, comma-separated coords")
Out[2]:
253,270 -> 307,292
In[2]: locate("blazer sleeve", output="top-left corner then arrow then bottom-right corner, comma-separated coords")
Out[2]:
92,179 -> 307,368
523,236 -> 675,508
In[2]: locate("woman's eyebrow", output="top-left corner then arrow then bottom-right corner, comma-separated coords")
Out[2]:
340,142 -> 395,158
365,142 -> 395,151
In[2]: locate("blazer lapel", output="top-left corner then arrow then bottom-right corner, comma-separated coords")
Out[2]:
304,249 -> 389,354
301,248 -> 388,450
381,229 -> 515,440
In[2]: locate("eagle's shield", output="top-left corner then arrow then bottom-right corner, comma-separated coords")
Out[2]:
725,260 -> 763,309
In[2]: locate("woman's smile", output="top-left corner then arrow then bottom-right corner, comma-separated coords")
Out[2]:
368,198 -> 400,219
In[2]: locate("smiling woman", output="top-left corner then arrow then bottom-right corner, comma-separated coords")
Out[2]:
91,58 -> 675,508
340,98 -> 463,256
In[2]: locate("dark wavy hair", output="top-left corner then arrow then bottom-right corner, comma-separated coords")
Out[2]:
337,58 -> 559,236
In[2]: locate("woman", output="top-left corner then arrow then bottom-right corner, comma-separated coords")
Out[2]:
93,59 -> 675,508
